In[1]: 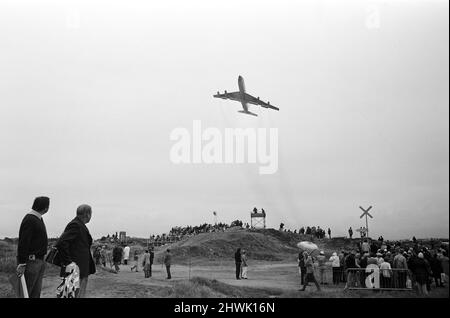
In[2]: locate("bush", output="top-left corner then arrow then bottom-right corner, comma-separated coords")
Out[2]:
0,256 -> 16,273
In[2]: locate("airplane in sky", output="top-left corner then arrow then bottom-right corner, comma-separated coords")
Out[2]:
213,76 -> 279,116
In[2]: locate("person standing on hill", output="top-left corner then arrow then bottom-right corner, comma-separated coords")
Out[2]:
328,228 -> 331,239
235,248 -> 242,280
299,251 -> 321,292
16,196 -> 50,298
164,249 -> 172,279
55,204 -> 96,298
348,227 -> 353,239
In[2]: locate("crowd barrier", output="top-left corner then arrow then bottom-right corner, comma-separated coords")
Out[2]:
299,266 -> 413,291
345,267 -> 412,290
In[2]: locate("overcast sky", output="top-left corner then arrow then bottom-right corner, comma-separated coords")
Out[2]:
0,0 -> 448,240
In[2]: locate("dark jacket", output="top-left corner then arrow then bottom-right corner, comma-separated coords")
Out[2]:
17,214 -> 48,263
298,253 -> 306,269
413,258 -> 431,284
430,257 -> 443,278
360,256 -> 368,269
164,252 -> 172,266
55,216 -> 95,278
345,254 -> 357,269
112,246 -> 123,262
235,251 -> 241,264
150,251 -> 154,265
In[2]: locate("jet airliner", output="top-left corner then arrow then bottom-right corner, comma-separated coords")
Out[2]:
213,76 -> 279,116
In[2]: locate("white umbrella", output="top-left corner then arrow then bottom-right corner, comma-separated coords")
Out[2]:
297,241 -> 319,255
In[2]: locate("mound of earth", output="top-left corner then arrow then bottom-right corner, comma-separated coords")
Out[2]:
153,228 -> 361,263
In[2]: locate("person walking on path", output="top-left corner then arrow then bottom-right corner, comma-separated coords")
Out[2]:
164,249 -> 172,279
299,251 -> 321,292
123,245 -> 130,265
130,250 -> 140,272
235,248 -> 242,280
142,250 -> 151,278
112,244 -> 123,273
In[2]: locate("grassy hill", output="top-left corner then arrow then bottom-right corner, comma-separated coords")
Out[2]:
152,228 -> 362,264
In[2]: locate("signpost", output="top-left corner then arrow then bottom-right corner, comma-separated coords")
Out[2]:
359,206 -> 373,238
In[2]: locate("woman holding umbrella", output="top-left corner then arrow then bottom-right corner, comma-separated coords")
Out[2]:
297,242 -> 321,292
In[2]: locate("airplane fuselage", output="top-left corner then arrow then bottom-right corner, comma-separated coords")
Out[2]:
238,75 -> 248,111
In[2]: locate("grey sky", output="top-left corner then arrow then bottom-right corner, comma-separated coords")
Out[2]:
0,0 -> 448,240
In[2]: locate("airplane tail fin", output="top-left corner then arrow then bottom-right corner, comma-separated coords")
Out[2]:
238,110 -> 258,117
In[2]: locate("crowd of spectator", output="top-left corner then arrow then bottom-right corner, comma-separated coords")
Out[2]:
312,238 -> 450,296
145,220 -> 246,246
279,225 -> 332,239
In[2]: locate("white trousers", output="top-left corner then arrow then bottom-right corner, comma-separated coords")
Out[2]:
241,266 -> 248,278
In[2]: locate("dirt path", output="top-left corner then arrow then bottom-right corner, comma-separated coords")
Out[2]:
38,262 -> 302,297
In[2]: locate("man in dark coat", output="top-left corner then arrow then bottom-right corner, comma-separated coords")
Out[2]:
55,204 -> 95,298
235,248 -> 242,280
112,244 -> 123,272
16,197 -> 50,298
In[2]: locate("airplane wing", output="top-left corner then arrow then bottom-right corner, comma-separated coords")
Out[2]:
244,93 -> 279,111
213,91 -> 242,102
